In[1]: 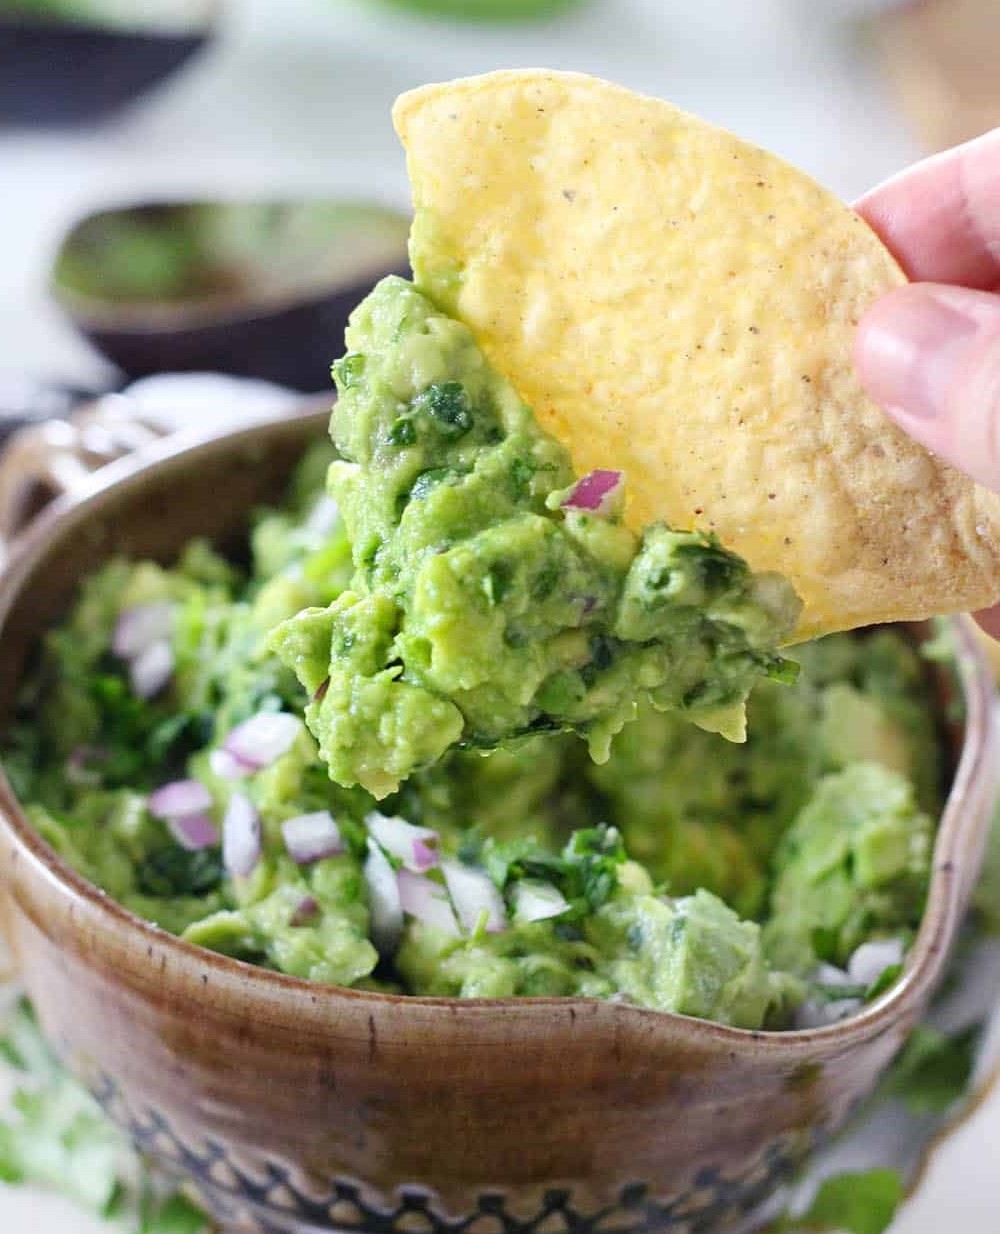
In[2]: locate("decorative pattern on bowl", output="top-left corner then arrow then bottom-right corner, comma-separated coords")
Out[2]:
90,1065 -> 811,1234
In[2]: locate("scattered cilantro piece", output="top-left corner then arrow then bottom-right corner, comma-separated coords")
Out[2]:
0,998 -> 56,1076
0,998 -> 209,1232
793,1169 -> 904,1234
0,1001 -> 128,1214
880,1024 -> 980,1114
138,1192 -> 209,1234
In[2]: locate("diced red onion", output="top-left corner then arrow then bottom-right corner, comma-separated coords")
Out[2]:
397,869 -> 460,936
222,792 -> 261,878
847,938 -> 905,988
167,813 -> 219,852
112,601 -> 174,660
147,779 -> 213,820
129,640 -> 173,699
364,839 -> 404,955
223,713 -> 300,771
442,861 -> 507,934
561,469 -> 624,516
411,839 -> 438,874
290,895 -> 320,927
282,811 -> 343,865
512,880 -> 570,924
209,747 -> 255,782
366,813 -> 439,873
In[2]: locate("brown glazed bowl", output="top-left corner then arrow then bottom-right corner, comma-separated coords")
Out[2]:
50,200 -> 412,392
0,406 -> 996,1234
0,5 -> 217,128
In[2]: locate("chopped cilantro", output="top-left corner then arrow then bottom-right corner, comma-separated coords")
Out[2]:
563,826 -> 628,912
388,418 -> 417,448
476,823 -> 627,921
413,381 -> 473,438
136,846 -> 224,899
508,456 -> 535,500
408,467 -> 455,502
865,963 -> 904,1002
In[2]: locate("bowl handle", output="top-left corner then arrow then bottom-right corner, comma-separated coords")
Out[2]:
0,398 -> 169,978
0,398 -> 166,555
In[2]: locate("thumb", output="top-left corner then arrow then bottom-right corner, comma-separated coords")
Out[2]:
854,283 -> 1000,492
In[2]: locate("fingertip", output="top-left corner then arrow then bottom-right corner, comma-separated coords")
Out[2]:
853,284 -> 978,423
853,284 -> 1000,489
853,285 -> 916,395
852,131 -> 1000,289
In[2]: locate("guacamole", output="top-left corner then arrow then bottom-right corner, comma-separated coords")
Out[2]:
3,443 -> 941,1030
269,278 -> 802,798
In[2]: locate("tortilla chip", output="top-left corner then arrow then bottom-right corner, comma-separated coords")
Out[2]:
393,69 -> 1000,639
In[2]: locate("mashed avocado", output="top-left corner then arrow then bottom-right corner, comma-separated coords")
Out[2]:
2,438 -> 942,1029
1,279 -> 944,1031
269,278 -> 801,798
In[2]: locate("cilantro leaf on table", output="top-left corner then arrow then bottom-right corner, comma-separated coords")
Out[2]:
0,996 -> 57,1077
138,1192 -> 210,1234
792,1169 -> 904,1234
0,998 -> 210,1233
0,1001 -> 128,1213
880,1024 -> 980,1115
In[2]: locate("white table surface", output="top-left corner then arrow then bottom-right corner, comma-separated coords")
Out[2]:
1,0 -> 926,386
1,0 -> 998,1229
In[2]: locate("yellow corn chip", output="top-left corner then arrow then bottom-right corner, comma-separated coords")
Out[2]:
394,69 -> 1000,639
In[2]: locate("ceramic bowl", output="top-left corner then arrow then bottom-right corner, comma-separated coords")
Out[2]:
0,5 -> 217,127
51,200 -> 412,391
0,408 -> 995,1234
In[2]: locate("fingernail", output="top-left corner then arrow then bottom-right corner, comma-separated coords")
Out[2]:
856,288 -> 980,418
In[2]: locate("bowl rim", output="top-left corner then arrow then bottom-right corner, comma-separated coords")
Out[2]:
0,411 -> 995,1052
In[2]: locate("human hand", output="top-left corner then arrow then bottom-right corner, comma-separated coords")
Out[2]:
853,127 -> 1000,636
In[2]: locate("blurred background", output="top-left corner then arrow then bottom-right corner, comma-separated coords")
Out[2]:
0,4 -> 998,1231
0,0 -> 997,427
